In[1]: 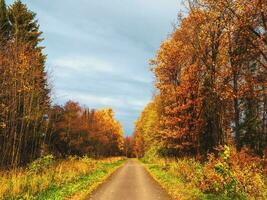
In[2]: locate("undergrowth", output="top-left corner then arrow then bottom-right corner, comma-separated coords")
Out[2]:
142,146 -> 267,200
0,156 -> 126,200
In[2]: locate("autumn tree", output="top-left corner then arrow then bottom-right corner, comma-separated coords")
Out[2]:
124,136 -> 134,158
140,0 -> 267,158
0,0 -> 50,167
88,108 -> 124,157
47,101 -> 124,158
198,0 -> 267,153
132,96 -> 162,157
132,130 -> 144,158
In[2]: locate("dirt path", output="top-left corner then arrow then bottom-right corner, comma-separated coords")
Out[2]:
88,159 -> 170,200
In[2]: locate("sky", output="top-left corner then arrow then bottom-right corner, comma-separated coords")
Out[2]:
6,0 -> 182,135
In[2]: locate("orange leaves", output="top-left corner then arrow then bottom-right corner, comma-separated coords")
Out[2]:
200,146 -> 266,198
132,96 -> 162,157
145,0 -> 267,157
0,122 -> 6,129
50,102 -> 124,157
152,32 -> 203,154
0,38 -> 50,167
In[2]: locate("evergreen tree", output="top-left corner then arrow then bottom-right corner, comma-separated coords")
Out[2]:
8,0 -> 43,47
0,0 -> 10,43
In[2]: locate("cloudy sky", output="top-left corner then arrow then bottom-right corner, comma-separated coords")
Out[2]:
7,0 -> 182,135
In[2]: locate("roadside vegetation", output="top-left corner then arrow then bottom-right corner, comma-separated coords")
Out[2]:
142,146 -> 267,200
0,156 -> 125,199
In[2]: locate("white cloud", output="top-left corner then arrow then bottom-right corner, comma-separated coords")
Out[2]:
7,0 -> 182,134
53,56 -> 114,73
55,89 -> 150,111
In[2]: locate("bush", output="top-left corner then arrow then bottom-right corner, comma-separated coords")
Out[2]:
28,155 -> 55,173
200,146 -> 266,199
143,145 -> 267,199
142,145 -> 161,163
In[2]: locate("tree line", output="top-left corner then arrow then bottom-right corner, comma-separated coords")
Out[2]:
0,0 -> 124,168
133,0 -> 266,158
47,101 -> 124,158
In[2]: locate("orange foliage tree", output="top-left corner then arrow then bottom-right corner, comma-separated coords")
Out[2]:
47,101 -> 124,158
138,0 -> 266,157
0,0 -> 50,167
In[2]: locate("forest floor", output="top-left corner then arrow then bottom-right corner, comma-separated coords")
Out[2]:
88,159 -> 170,200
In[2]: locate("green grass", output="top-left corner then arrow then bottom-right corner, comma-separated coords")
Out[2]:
143,162 -> 204,200
32,159 -> 126,200
1,157 -> 126,200
142,162 -> 238,200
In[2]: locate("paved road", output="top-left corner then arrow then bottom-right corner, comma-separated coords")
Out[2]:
88,160 -> 170,200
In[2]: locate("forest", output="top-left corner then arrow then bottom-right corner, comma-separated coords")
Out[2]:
133,0 -> 267,158
0,1 -> 126,198
131,0 -> 267,199
0,0 -> 124,168
0,0 -> 266,199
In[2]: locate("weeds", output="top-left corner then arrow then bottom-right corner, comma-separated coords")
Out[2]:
0,156 -> 125,199
142,146 -> 267,200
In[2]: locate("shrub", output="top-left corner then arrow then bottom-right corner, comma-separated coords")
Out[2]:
200,146 -> 266,199
168,158 -> 203,185
142,145 -> 161,163
28,154 -> 55,173
142,145 -> 267,199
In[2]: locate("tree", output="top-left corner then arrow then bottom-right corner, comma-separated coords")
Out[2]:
140,0 -> 267,158
0,0 -> 50,167
47,102 -> 124,158
0,0 -> 10,42
8,0 -> 43,47
132,96 -> 162,157
124,136 -> 134,158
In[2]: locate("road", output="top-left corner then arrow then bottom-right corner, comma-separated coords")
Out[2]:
88,160 -> 170,200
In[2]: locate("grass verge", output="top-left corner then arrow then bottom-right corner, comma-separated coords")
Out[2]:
140,146 -> 267,200
0,156 -> 126,200
34,159 -> 126,200
142,162 -> 247,200
142,162 -> 205,200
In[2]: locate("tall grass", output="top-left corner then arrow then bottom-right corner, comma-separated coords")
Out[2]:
142,146 -> 267,200
0,155 -> 125,199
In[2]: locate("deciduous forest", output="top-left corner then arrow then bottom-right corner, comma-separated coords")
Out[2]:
0,0 -> 124,168
0,0 -> 266,199
132,0 -> 267,199
0,1 -> 125,198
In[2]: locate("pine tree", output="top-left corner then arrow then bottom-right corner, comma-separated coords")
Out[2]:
0,0 -> 10,43
8,0 -> 43,47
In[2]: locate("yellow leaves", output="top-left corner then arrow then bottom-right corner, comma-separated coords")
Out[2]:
133,96 -> 162,155
0,122 -> 6,129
